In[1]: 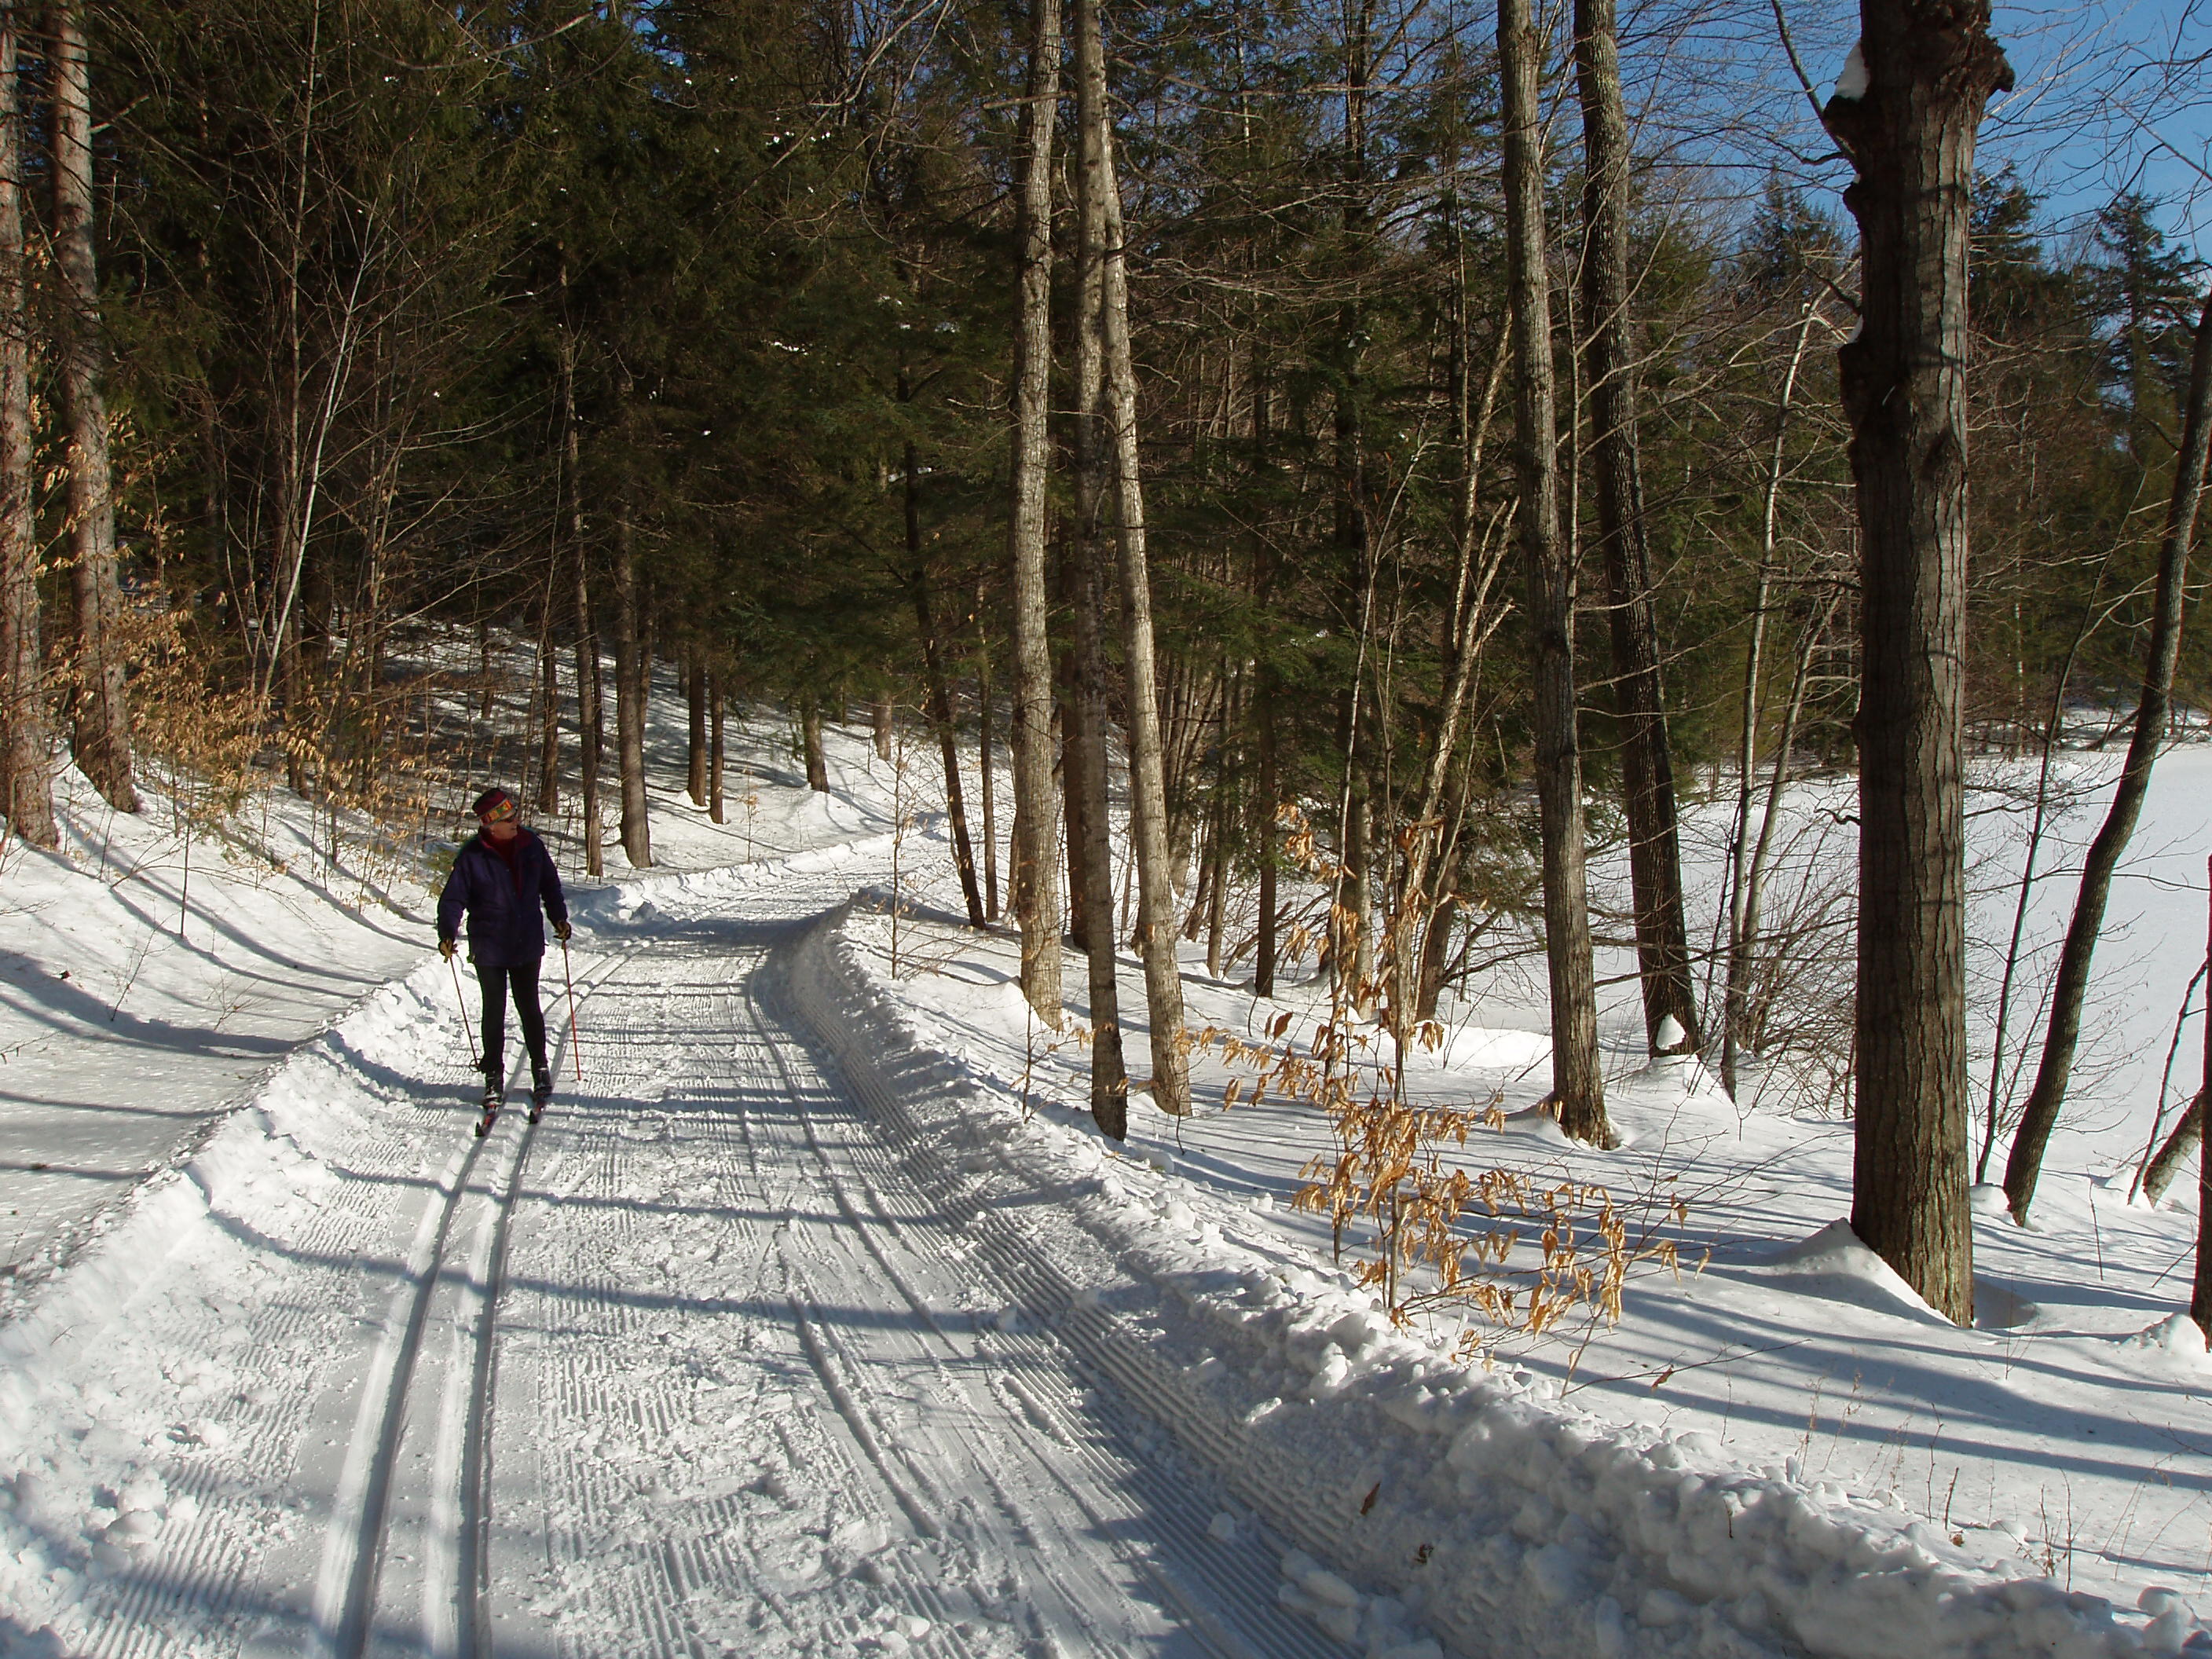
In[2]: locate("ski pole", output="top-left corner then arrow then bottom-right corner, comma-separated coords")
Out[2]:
447,950 -> 480,1071
561,937 -> 583,1081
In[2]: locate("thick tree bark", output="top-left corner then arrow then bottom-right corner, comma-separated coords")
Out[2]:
50,0 -> 134,812
1573,0 -> 1694,1053
801,696 -> 829,793
1007,0 -> 1065,1024
1824,0 -> 2010,1323
610,504 -> 651,868
1078,0 -> 1189,1115
708,670 -> 726,824
0,10 -> 49,848
2004,285 -> 2212,1224
872,696 -> 893,762
906,436 -> 986,928
686,653 -> 708,807
1500,0 -> 1606,1144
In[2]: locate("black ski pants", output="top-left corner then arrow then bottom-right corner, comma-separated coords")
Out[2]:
474,959 -> 548,1082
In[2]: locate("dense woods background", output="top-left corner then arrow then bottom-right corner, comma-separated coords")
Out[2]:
0,0 -> 2207,1321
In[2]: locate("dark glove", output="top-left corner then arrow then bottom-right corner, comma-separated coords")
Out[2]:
439,938 -> 458,961
555,921 -> 572,943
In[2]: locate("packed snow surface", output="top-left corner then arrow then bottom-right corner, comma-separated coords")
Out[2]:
0,687 -> 2206,1657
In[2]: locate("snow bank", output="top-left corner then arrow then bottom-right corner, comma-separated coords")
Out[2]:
786,904 -> 2199,1659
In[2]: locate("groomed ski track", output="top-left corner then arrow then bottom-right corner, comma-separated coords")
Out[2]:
49,855 -> 1344,1659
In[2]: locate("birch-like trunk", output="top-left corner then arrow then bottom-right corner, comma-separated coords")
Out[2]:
1077,0 -> 1188,1115
1006,0 -> 1065,1023
1500,0 -> 1606,1144
50,0 -> 134,811
0,8 -> 49,848
1824,0 -> 2010,1321
1573,0 -> 1694,1052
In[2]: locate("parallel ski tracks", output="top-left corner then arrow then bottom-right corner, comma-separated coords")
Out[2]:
742,965 -> 1342,1659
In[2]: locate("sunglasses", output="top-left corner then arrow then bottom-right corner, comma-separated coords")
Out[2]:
478,799 -> 518,824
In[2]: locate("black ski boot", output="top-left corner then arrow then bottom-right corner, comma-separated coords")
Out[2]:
476,1081 -> 503,1138
529,1067 -> 552,1124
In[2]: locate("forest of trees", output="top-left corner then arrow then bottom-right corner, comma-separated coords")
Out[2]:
0,0 -> 2207,1325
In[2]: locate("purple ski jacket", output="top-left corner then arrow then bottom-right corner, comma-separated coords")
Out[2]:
437,828 -> 568,969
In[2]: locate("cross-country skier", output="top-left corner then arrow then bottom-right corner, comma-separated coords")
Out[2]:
438,787 -> 571,1132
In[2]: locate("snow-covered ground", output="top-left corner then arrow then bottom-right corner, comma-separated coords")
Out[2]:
0,664 -> 2207,1658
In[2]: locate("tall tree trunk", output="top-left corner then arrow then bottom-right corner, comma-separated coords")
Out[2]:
1078,0 -> 1188,1116
686,652 -> 708,807
976,606 -> 999,923
873,697 -> 893,763
1823,0 -> 2010,1322
50,0 -> 133,811
801,695 -> 829,793
2003,285 -> 2212,1225
709,670 -> 726,825
1253,667 -> 1279,998
0,9 -> 49,848
1007,0 -> 1065,1023
1070,84 -> 1128,1134
1500,0 -> 1606,1144
906,435 -> 986,928
562,318 -> 603,880
611,502 -> 651,868
1573,0 -> 1694,1053
536,592 -> 560,815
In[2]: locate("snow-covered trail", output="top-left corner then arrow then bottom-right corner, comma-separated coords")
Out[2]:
42,862 -> 1337,1659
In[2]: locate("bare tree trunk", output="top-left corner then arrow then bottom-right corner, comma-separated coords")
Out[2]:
1823,0 -> 2010,1323
1573,0 -> 1694,1053
0,9 -> 49,848
1078,0 -> 1188,1116
2196,1093 -> 2212,1342
906,435 -> 986,928
801,696 -> 829,793
2144,1091 -> 2203,1207
976,618 -> 999,922
536,591 -> 561,815
1070,101 -> 1129,1135
562,317 -> 603,880
2194,866 -> 2212,1339
1722,303 -> 1820,1096
686,652 -> 708,807
1500,0 -> 1606,1144
1254,668 -> 1279,998
2004,285 -> 2212,1225
708,670 -> 727,824
1007,0 -> 1065,1023
610,503 -> 651,868
50,0 -> 133,811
